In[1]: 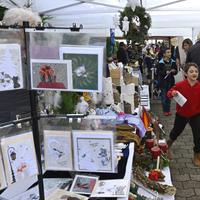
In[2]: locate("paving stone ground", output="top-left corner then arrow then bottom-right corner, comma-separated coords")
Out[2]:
145,69 -> 200,199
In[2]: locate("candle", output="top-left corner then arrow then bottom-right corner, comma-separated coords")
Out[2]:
145,139 -> 154,150
159,143 -> 167,153
151,146 -> 160,159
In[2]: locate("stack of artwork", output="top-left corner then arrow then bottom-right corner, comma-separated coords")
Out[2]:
30,46 -> 103,92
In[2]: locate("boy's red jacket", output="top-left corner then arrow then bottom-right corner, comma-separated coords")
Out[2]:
167,78 -> 200,118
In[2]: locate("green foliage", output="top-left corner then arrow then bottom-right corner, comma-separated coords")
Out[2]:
40,14 -> 55,25
106,39 -> 111,57
23,3 -> 34,8
119,6 -> 152,45
53,92 -> 81,114
0,3 -> 8,21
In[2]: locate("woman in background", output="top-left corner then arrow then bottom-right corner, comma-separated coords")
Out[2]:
182,38 -> 193,68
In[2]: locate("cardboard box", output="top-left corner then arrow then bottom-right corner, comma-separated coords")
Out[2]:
112,78 -> 121,86
109,69 -> 123,78
132,77 -> 139,86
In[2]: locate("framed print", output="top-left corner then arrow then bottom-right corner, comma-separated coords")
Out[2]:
70,174 -> 99,195
43,178 -> 73,197
60,45 -> 103,92
30,59 -> 72,90
0,44 -> 23,91
44,130 -> 73,171
10,185 -> 39,200
1,132 -> 38,186
46,189 -> 88,200
72,130 -> 115,172
91,179 -> 129,198
0,153 -> 7,190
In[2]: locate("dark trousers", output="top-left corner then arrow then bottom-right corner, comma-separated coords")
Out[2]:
170,112 -> 200,153
161,86 -> 171,112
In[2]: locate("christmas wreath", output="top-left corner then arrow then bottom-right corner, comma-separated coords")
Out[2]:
119,6 -> 151,44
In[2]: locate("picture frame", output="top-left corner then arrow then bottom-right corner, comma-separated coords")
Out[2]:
70,174 -> 99,195
44,130 -> 73,171
1,132 -> 38,186
46,188 -> 88,200
0,44 -> 23,91
59,45 -> 103,92
91,179 -> 129,198
30,59 -> 72,90
0,152 -> 7,190
72,130 -> 115,173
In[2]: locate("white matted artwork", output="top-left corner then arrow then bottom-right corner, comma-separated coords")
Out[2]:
10,185 -> 39,200
30,59 -> 72,90
1,132 -> 38,186
70,174 -> 99,195
91,179 -> 129,198
60,45 -> 103,92
44,130 -> 73,171
46,188 -> 88,200
0,44 -> 23,91
72,130 -> 114,172
0,152 -> 7,190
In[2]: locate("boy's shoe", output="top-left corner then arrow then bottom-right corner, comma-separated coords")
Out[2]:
168,111 -> 172,115
163,111 -> 168,116
167,139 -> 174,149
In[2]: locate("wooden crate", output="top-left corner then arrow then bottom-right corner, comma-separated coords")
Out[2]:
132,77 -> 139,86
109,69 -> 123,78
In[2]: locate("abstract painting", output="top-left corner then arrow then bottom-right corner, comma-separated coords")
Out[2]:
60,45 -> 103,92
0,44 -> 23,91
70,174 -> 99,195
91,179 -> 129,198
44,130 -> 73,171
72,130 -> 114,172
30,59 -> 72,90
46,189 -> 88,200
1,132 -> 38,186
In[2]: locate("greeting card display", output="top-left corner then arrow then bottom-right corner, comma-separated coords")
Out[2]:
72,130 -> 115,172
46,189 -> 88,200
30,59 -> 72,90
44,130 -> 73,171
60,46 -> 103,92
91,179 -> 129,198
43,178 -> 73,197
10,185 -> 39,200
1,132 -> 38,186
70,174 -> 99,195
0,44 -> 23,91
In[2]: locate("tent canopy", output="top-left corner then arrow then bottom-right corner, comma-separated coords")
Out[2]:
2,0 -> 200,39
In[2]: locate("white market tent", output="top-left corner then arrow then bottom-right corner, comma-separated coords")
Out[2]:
2,0 -> 200,41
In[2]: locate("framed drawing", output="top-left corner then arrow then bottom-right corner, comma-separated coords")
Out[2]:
70,174 -> 99,195
72,130 -> 115,172
1,132 -> 38,186
44,130 -> 73,171
91,179 -> 129,198
60,45 -> 103,92
10,185 -> 39,200
43,178 -> 73,197
0,44 -> 23,91
30,59 -> 72,90
46,189 -> 88,200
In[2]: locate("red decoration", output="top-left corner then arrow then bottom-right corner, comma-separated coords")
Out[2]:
159,143 -> 167,153
151,146 -> 160,159
145,139 -> 154,150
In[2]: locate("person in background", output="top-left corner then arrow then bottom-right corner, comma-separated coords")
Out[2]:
157,47 -> 178,116
117,42 -> 128,65
186,32 -> 200,81
158,42 -> 165,61
167,62 -> 200,166
171,38 -> 180,71
182,38 -> 193,68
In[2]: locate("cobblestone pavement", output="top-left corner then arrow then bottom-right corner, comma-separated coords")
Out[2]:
145,69 -> 200,200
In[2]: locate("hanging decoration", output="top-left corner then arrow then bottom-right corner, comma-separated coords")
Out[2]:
122,16 -> 129,35
113,14 -> 119,29
126,0 -> 140,12
119,6 -> 151,44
